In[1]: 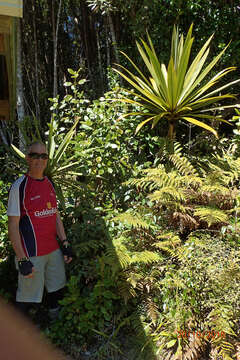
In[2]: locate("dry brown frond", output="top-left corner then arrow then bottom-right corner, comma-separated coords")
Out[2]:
183,333 -> 206,360
171,211 -> 199,232
209,346 -> 218,360
234,341 -> 240,360
145,297 -> 159,325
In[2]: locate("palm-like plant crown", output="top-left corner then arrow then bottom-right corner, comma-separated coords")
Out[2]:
114,24 -> 240,139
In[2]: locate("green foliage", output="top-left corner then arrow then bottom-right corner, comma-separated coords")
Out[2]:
102,144 -> 240,359
71,86 -> 163,209
0,180 -> 16,301
114,24 -> 240,139
125,144 -> 240,233
4,3 -> 240,358
0,180 -> 9,259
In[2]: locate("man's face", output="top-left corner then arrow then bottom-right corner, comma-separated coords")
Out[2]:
26,144 -> 48,174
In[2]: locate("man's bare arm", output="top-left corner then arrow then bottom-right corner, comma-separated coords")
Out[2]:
8,216 -> 26,259
56,211 -> 67,241
56,211 -> 72,263
8,216 -> 35,278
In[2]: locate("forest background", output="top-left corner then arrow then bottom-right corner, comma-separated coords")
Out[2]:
1,1 -> 240,359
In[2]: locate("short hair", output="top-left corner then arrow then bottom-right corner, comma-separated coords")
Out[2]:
26,141 -> 47,154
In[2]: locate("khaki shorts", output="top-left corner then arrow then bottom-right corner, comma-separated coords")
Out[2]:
16,249 -> 66,303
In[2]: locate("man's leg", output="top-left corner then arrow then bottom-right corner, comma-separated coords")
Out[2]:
47,288 -> 65,320
15,256 -> 46,318
15,301 -> 32,316
45,249 -> 66,321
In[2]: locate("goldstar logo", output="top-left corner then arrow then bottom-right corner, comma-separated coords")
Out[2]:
47,202 -> 52,209
34,207 -> 57,217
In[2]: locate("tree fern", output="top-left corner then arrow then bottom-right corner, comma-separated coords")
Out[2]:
200,184 -> 231,196
126,272 -> 144,289
145,297 -> 159,325
207,163 -> 237,186
126,166 -> 180,192
148,186 -> 186,203
131,250 -> 162,265
194,206 -> 229,226
169,152 -> 199,177
155,232 -> 181,250
105,237 -> 132,270
117,280 -> 137,304
113,212 -> 152,229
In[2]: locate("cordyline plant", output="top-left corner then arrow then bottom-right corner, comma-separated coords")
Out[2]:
114,24 -> 240,139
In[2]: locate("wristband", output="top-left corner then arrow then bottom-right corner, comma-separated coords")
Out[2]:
61,242 -> 73,258
17,257 -> 29,262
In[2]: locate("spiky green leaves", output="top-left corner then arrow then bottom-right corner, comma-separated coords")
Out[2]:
114,24 -> 240,138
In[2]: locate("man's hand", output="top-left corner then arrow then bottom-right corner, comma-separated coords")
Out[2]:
18,259 -> 35,278
61,241 -> 73,264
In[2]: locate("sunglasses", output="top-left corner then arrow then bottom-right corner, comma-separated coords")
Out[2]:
28,152 -> 49,160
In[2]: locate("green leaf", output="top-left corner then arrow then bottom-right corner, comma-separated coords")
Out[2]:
11,144 -> 25,159
166,339 -> 177,348
182,117 -> 218,138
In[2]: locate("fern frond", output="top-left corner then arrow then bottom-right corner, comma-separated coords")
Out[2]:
235,342 -> 240,360
75,240 -> 104,253
171,246 -> 190,262
194,206 -> 229,226
118,280 -> 137,304
173,141 -> 184,156
145,297 -> 159,325
155,237 -> 181,250
105,238 -> 132,270
217,341 -> 235,360
172,211 -> 199,231
148,187 -> 186,203
181,175 -> 202,189
201,184 -> 231,195
216,260 -> 240,285
170,152 -> 199,177
155,241 -> 181,254
127,272 -> 144,288
183,332 -> 206,360
126,167 -> 183,192
125,165 -> 168,190
112,212 -> 152,229
207,163 -> 237,186
207,305 -> 236,340
215,154 -> 240,182
131,250 -> 162,265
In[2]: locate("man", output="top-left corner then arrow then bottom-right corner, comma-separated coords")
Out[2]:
7,141 -> 72,320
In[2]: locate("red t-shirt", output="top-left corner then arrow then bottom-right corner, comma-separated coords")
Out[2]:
7,175 -> 59,257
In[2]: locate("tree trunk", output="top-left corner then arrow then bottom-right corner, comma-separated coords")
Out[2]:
16,19 -> 25,151
167,120 -> 176,140
105,17 -> 110,68
53,0 -> 62,98
80,2 -> 94,87
32,0 -> 40,122
107,12 -> 122,85
96,23 -> 104,93
107,12 -> 119,64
